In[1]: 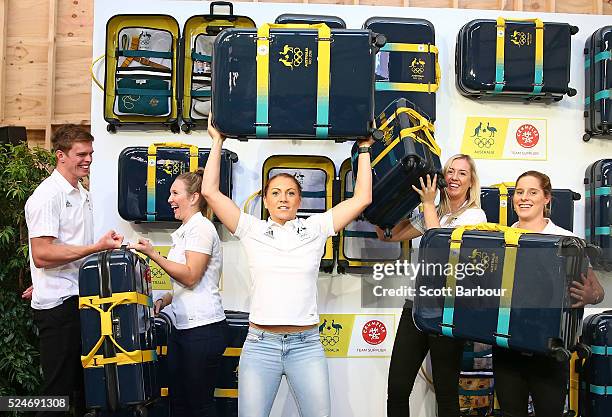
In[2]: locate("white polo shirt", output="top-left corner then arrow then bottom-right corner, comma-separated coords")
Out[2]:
166,212 -> 225,330
234,210 -> 336,326
511,219 -> 575,237
25,170 -> 94,310
410,206 -> 488,233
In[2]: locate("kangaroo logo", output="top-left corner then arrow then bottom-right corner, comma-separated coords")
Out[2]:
468,248 -> 499,273
293,172 -> 305,186
510,30 -> 532,47
319,318 -> 343,347
410,57 -> 426,75
278,45 -> 310,70
471,121 -> 496,149
138,31 -> 152,50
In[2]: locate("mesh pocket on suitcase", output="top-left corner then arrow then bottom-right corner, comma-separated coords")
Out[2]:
189,33 -> 214,120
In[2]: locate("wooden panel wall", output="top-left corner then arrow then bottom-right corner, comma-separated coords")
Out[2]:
0,0 -> 609,148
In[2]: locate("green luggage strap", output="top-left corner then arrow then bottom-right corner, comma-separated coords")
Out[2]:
589,385 -> 612,395
371,106 -> 440,168
376,43 -> 440,93
79,291 -> 156,368
585,89 -> 612,106
147,143 -> 199,222
584,50 -> 611,69
458,387 -> 494,397
494,17 -> 544,95
440,223 -> 531,343
490,182 -> 516,226
255,23 -> 332,138
118,50 -> 173,59
590,345 -> 612,355
191,52 -> 212,62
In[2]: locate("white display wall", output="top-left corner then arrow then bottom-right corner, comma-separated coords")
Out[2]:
91,1 -> 612,416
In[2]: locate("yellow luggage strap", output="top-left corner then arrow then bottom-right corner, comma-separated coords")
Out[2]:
147,143 -> 199,221
371,106 -> 440,167
440,223 -> 531,345
495,17 -> 544,95
491,182 -> 516,226
376,43 -> 440,93
79,291 -> 156,368
256,23 -> 332,138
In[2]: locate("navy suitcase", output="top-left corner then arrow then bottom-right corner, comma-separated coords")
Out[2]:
480,183 -> 580,232
584,159 -> 612,270
118,143 -> 237,222
580,312 -> 612,417
211,23 -> 384,140
215,311 -> 248,417
148,312 -> 172,417
364,17 -> 438,121
456,18 -> 578,102
79,248 -> 156,414
583,26 -> 612,141
275,13 -> 346,29
413,224 -> 586,360
352,98 -> 443,236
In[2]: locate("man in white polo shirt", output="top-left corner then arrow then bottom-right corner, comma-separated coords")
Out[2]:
25,124 -> 123,416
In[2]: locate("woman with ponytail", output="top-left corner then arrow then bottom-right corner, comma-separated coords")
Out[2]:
129,168 -> 228,417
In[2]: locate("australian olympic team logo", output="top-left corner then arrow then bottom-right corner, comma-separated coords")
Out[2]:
362,320 -> 387,345
510,30 -> 533,47
515,124 -> 540,148
470,121 -> 498,149
319,318 -> 343,346
278,44 -> 312,70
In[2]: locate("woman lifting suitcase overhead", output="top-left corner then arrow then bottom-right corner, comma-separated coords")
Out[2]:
202,121 -> 374,417
128,169 -> 228,417
377,154 -> 487,417
493,170 -> 604,417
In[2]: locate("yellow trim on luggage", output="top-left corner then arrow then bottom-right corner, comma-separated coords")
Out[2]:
378,43 -> 440,93
182,15 -> 255,120
214,388 -> 238,398
161,387 -> 169,397
156,345 -> 168,356
79,291 -> 155,368
223,347 -> 242,357
491,182 -> 516,226
104,15 -> 179,123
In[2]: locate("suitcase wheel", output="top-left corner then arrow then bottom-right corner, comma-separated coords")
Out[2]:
181,123 -> 191,133
133,405 -> 148,417
371,33 -> 387,49
170,122 -> 180,134
570,25 -> 579,35
383,228 -> 392,239
337,266 -> 345,274
107,123 -> 117,134
371,128 -> 384,141
575,343 -> 591,360
582,133 -> 591,142
551,346 -> 571,362
567,88 -> 577,97
84,412 -> 98,417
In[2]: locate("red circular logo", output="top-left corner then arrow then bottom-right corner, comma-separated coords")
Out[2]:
362,320 -> 387,345
515,124 -> 540,148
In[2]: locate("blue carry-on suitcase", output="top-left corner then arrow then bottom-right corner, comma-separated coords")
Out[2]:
215,311 -> 249,417
413,224 -> 586,360
481,183 -> 580,232
585,159 -> 612,270
79,248 -> 156,415
118,143 -> 237,223
583,26 -> 612,141
352,98 -> 443,236
580,311 -> 612,417
364,17 -> 439,121
149,312 -> 172,417
211,23 -> 384,140
456,18 -> 578,102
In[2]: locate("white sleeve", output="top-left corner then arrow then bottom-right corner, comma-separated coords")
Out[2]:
25,195 -> 60,239
308,210 -> 336,238
185,219 -> 217,255
453,209 -> 488,227
233,212 -> 258,239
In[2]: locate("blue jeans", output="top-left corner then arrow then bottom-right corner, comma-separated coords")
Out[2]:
238,326 -> 331,417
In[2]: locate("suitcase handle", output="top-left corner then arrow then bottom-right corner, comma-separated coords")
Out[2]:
496,17 -> 544,28
452,222 -> 532,239
210,1 -> 233,16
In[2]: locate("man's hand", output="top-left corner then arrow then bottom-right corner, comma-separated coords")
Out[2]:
571,272 -> 604,307
21,285 -> 33,300
96,230 -> 124,251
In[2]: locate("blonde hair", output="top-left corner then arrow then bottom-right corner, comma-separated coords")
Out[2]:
437,154 -> 481,221
175,168 -> 212,219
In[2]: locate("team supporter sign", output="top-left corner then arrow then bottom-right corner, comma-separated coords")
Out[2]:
460,117 -> 547,160
318,314 -> 396,358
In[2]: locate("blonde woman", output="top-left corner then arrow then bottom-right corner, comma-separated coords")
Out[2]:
378,154 -> 487,417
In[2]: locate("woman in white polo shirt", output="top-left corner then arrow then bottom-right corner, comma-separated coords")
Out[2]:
494,170 -> 604,417
202,123 -> 374,417
129,168 -> 227,417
